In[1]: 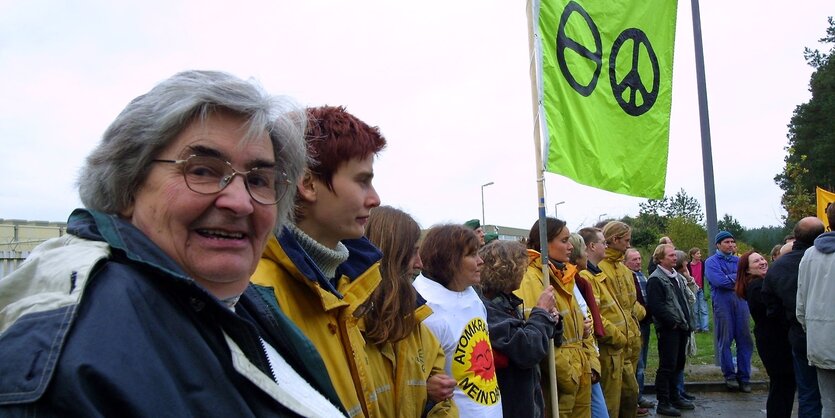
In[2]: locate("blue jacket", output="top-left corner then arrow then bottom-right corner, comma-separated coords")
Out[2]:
0,209 -> 343,417
704,252 -> 739,293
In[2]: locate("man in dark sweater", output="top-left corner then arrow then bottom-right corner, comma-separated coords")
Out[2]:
763,217 -> 825,418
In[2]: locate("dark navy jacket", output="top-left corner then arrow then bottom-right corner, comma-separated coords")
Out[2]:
0,209 -> 343,417
481,292 -> 562,418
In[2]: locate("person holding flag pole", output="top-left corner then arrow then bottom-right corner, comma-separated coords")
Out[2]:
517,218 -> 594,418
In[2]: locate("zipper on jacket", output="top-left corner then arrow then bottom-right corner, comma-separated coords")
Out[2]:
259,338 -> 278,382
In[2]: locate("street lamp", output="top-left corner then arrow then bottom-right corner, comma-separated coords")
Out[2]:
598,213 -> 608,223
554,201 -> 565,218
481,182 -> 494,226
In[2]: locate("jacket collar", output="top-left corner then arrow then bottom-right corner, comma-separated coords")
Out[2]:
489,291 -> 523,309
274,225 -> 382,297
527,249 -> 577,286
69,209 -> 189,280
649,264 -> 678,281
604,247 -> 625,263
716,251 -> 737,261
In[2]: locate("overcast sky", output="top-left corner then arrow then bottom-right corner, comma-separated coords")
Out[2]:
1,1 -> 833,232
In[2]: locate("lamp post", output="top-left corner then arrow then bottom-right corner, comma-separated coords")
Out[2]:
598,213 -> 608,223
554,201 -> 565,218
481,181 -> 494,226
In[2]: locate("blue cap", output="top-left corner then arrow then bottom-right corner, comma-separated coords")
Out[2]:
715,230 -> 734,244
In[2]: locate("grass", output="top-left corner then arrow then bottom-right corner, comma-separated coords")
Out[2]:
642,297 -> 766,383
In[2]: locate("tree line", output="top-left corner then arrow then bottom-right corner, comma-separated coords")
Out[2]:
775,17 -> 835,225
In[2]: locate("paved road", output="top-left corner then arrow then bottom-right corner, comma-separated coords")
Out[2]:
643,389 -> 798,417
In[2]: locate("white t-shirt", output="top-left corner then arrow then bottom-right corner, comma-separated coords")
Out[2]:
413,274 -> 503,418
573,284 -> 589,317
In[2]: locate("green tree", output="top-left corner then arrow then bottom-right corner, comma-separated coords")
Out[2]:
630,209 -> 665,248
775,17 -> 835,225
637,189 -> 704,224
745,225 -> 791,254
638,198 -> 667,218
633,199 -> 664,245
666,188 -> 704,223
631,189 -> 707,258
718,214 -> 745,241
666,216 -> 708,254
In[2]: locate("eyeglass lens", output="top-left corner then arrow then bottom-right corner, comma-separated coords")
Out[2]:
182,156 -> 285,204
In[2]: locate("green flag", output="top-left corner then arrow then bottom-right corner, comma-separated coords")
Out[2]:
537,0 -> 678,198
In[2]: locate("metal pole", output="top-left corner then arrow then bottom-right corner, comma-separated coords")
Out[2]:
481,188 -> 485,227
554,201 -> 565,218
691,0 -> 720,366
481,181 -> 494,226
691,0 -> 717,253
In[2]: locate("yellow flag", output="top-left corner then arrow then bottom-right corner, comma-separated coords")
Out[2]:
817,187 -> 835,231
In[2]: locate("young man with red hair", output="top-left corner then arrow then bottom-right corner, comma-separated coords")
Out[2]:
251,106 -> 387,417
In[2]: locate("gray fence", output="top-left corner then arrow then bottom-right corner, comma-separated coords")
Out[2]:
1,250 -> 30,278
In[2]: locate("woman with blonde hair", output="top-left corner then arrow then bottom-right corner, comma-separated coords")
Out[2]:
364,206 -> 456,417
598,221 -> 644,417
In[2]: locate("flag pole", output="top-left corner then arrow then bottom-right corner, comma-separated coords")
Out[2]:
690,0 -> 721,367
526,1 -> 559,417
691,0 -> 718,256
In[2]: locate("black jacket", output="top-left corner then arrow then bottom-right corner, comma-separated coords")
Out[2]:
646,267 -> 692,332
482,292 -> 562,418
744,278 -> 794,377
761,241 -> 812,349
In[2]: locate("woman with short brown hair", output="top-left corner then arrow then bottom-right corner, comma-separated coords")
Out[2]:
413,224 -> 502,417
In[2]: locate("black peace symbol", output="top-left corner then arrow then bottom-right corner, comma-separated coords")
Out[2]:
609,28 -> 660,116
556,1 -> 602,97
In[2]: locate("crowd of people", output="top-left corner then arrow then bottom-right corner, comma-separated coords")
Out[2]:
0,70 -> 832,418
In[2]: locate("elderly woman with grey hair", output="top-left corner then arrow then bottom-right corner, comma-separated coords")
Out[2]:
0,71 -> 344,417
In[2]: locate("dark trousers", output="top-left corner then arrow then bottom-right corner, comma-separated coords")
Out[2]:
655,328 -> 688,405
637,321 -> 650,397
765,369 -> 796,418
755,328 -> 796,418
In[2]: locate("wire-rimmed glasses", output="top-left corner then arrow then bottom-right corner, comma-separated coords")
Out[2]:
153,155 -> 290,205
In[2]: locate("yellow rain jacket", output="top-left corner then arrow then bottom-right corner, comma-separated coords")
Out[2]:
363,304 -> 458,418
598,248 -> 642,418
251,231 -> 384,418
580,265 -> 629,417
598,248 -> 646,347
580,267 -> 628,350
516,250 -> 591,418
